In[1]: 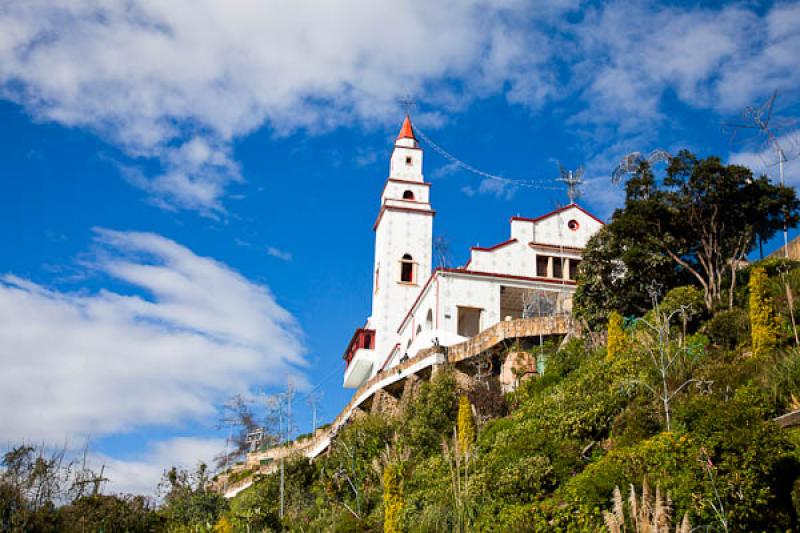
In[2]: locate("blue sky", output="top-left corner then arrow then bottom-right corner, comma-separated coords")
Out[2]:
1,0 -> 800,494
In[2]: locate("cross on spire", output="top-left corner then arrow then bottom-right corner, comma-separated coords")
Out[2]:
399,94 -> 416,116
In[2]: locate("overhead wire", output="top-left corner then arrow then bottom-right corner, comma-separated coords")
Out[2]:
413,125 -> 564,192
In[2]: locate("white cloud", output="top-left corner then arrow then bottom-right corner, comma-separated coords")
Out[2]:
0,230 -> 306,443
266,246 -> 292,262
0,0 -> 569,213
570,1 -> 800,130
1,1 -> 798,214
729,130 -> 800,186
92,437 -> 225,497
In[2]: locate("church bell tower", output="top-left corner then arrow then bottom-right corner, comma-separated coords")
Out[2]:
369,116 -> 434,370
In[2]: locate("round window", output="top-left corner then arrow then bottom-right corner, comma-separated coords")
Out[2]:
567,219 -> 580,231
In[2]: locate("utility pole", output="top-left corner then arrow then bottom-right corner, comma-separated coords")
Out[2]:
276,377 -> 296,521
278,392 -> 284,519
725,90 -> 800,257
306,392 -> 322,434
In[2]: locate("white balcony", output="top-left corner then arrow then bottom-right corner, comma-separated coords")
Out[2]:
343,348 -> 376,388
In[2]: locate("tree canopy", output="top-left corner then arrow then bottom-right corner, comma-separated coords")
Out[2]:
575,150 -> 799,324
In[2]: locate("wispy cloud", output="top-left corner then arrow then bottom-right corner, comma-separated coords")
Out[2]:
461,178 -> 517,200
729,130 -> 800,186
91,437 -> 225,497
0,0 -> 572,213
0,230 -> 306,443
0,1 -> 798,214
266,246 -> 293,262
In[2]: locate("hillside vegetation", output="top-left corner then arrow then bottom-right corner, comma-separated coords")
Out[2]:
4,153 -> 800,531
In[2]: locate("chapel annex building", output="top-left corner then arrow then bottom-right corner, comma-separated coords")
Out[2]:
342,116 -> 604,389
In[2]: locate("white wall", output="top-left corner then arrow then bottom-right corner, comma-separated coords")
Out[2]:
396,271 -> 575,360
531,206 -> 602,248
368,135 -> 433,379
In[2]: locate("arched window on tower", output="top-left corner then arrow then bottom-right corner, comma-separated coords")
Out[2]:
402,190 -> 415,200
426,309 -> 433,330
400,254 -> 415,283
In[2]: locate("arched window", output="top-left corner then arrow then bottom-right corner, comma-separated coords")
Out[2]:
400,254 -> 414,283
416,325 -> 422,337
426,309 -> 433,330
402,190 -> 415,200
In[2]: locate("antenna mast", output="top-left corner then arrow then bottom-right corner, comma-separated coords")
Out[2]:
725,89 -> 800,257
557,164 -> 584,203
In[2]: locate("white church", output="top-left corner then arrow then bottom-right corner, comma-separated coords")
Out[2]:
342,116 -> 604,389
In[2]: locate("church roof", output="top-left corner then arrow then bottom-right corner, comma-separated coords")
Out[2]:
396,115 -> 416,141
510,202 -> 605,226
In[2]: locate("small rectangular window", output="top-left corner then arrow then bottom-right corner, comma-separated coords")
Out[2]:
569,260 -> 580,281
536,256 -> 549,277
401,261 -> 414,282
552,257 -> 563,279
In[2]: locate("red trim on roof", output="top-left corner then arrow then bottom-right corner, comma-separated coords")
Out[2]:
397,269 -> 439,333
379,344 -> 401,373
471,238 -> 518,252
373,205 -> 436,231
510,203 -> 605,226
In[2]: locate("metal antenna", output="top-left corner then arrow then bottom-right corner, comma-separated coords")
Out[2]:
557,164 -> 584,203
724,90 -> 800,256
611,149 -> 672,185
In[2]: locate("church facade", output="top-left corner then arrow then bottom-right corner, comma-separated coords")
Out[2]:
342,117 -> 604,389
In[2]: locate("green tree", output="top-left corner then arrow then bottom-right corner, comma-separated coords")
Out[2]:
57,494 -> 161,532
576,153 -> 799,321
660,153 -> 797,310
158,462 -> 227,530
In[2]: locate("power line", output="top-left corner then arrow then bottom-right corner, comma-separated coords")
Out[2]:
412,125 -> 563,192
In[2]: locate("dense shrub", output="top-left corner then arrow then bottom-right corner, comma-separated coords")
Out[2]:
705,308 -> 749,348
159,269 -> 800,531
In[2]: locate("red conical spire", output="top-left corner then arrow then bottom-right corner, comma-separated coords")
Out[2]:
396,115 -> 416,141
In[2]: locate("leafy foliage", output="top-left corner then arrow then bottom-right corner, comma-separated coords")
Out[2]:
576,152 -> 799,324
19,250 -> 800,532
456,395 -> 476,457
158,463 -> 227,531
749,266 -> 780,358
607,311 -> 625,360
382,462 -> 404,533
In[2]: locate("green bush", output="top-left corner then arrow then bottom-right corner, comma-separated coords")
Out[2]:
705,308 -> 749,348
399,368 -> 458,457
